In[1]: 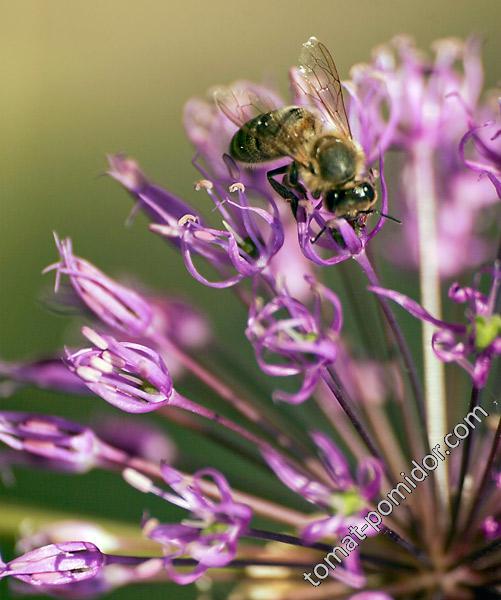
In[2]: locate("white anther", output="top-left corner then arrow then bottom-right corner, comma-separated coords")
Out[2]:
76,366 -> 102,383
119,373 -> 143,385
90,355 -> 114,374
122,468 -> 154,493
142,517 -> 160,536
229,182 -> 245,193
101,350 -> 126,369
178,214 -> 198,227
81,327 -> 108,350
194,179 -> 213,192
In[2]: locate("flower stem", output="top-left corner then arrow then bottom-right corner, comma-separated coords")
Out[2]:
321,367 -> 385,466
247,528 -> 414,571
461,414 -> 501,537
448,385 -> 481,544
248,527 -> 332,552
458,539 -> 501,566
153,333 -> 313,463
412,142 -> 449,508
355,250 -> 427,459
383,527 -> 431,567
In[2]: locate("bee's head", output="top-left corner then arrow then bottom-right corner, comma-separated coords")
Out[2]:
314,136 -> 357,184
324,181 -> 376,217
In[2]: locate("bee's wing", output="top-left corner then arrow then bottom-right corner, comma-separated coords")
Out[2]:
213,83 -> 280,128
297,36 -> 352,138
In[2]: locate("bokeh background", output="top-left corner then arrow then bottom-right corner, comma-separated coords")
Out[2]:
1,1 -> 500,598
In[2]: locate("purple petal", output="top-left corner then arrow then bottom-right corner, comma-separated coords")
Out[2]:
369,287 -> 466,332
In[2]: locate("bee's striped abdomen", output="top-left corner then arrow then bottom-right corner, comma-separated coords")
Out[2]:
229,106 -> 307,163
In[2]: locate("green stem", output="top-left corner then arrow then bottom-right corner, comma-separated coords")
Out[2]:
412,142 -> 449,509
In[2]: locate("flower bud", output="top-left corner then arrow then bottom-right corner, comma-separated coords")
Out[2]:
67,328 -> 173,413
0,542 -> 104,587
0,412 -> 100,472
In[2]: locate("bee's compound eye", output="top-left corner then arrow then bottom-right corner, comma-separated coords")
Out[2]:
324,189 -> 340,212
362,183 -> 375,202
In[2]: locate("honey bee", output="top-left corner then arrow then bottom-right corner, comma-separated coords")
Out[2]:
215,37 -> 378,235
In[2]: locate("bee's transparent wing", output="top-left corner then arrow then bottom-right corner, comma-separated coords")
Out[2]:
213,82 -> 280,128
297,36 -> 352,138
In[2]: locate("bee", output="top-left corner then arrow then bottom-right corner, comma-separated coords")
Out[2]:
215,37 -> 377,235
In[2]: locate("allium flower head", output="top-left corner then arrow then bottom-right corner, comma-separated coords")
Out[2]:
3,33 -> 501,600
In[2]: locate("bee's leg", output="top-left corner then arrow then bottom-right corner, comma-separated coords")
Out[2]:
267,165 -> 299,217
311,218 -> 342,245
310,226 -> 327,244
287,161 -> 307,199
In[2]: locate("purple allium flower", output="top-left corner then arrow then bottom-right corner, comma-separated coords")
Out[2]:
107,154 -> 199,234
371,266 -> 501,387
93,416 -> 177,464
262,433 -> 382,588
12,523 -> 165,599
482,515 -> 501,541
263,432 -> 381,529
66,327 -> 173,413
0,412 -> 101,472
246,276 -> 342,403
0,358 -> 86,398
44,237 -> 211,379
123,464 -> 252,584
0,542 -> 104,587
150,180 -> 285,288
351,36 -> 484,147
109,155 -> 284,288
45,235 -> 154,337
349,36 -> 499,277
459,101 -> 501,198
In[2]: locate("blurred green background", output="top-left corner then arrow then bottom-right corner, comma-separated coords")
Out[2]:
1,1 -> 500,598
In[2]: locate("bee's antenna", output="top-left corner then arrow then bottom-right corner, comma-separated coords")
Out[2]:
363,209 -> 402,224
379,211 -> 402,224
